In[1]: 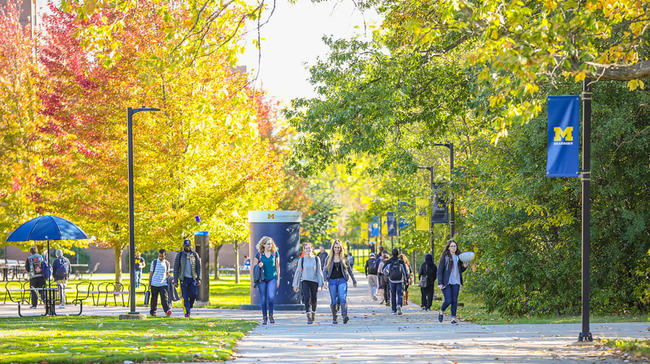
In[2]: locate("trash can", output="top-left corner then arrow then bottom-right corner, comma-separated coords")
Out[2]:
240,210 -> 303,311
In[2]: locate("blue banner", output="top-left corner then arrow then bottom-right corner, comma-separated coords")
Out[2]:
547,95 -> 580,177
386,212 -> 397,237
370,216 -> 380,237
399,217 -> 408,230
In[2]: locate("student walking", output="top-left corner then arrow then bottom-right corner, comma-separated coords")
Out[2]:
134,252 -> 146,288
418,254 -> 437,311
52,249 -> 70,308
174,239 -> 202,317
149,249 -> 172,317
316,246 -> 328,272
292,243 -> 324,324
377,252 -> 390,306
399,253 -> 413,306
364,253 -> 379,300
25,247 -> 47,309
437,240 -> 468,324
383,249 -> 408,315
255,236 -> 280,325
324,240 -> 357,324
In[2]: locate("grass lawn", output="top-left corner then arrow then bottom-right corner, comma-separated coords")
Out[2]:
601,338 -> 650,359
408,288 -> 648,325
0,316 -> 257,363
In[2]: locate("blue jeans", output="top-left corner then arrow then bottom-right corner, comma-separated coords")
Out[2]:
180,278 -> 199,314
389,282 -> 403,312
441,284 -> 461,317
328,278 -> 347,306
258,278 -> 277,317
135,270 -> 142,288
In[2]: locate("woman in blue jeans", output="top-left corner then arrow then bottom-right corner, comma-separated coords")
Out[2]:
255,236 -> 280,325
324,240 -> 357,324
436,240 -> 468,324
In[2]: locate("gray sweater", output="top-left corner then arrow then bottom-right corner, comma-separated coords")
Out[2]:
292,256 -> 324,288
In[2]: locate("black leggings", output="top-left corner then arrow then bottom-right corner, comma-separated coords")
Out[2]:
301,280 -> 318,312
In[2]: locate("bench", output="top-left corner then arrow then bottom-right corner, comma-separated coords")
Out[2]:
103,282 -> 128,307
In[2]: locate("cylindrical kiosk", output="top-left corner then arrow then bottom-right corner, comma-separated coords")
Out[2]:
194,231 -> 210,305
240,210 -> 303,310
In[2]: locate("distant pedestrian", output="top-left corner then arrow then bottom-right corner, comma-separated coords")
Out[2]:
149,248 -> 172,317
437,240 -> 468,324
399,253 -> 413,306
255,236 -> 280,325
377,252 -> 390,306
52,249 -> 70,308
364,253 -> 379,300
418,254 -> 437,311
174,239 -> 202,317
382,249 -> 408,315
316,246 -> 328,272
134,252 -> 146,288
25,247 -> 47,309
292,242 -> 324,324
324,240 -> 357,324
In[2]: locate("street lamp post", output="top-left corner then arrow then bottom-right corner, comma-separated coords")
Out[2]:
417,165 -> 435,256
122,107 -> 160,320
434,143 -> 455,237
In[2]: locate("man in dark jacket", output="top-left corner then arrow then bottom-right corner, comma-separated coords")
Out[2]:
316,246 -> 328,271
174,239 -> 202,317
25,247 -> 46,309
382,249 -> 408,315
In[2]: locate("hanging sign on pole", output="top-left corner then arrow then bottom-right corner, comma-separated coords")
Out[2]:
546,95 -> 581,177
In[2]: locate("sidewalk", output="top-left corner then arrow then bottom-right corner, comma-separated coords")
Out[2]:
0,273 -> 647,363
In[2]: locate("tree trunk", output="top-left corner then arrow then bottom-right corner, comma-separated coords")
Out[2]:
213,244 -> 223,280
114,245 -> 122,284
234,240 -> 240,284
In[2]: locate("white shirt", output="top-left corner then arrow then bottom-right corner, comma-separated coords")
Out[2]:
150,258 -> 169,287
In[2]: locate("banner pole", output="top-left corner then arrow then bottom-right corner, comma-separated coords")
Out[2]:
579,79 -> 593,342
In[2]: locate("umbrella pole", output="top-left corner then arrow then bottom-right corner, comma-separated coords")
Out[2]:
47,240 -> 54,316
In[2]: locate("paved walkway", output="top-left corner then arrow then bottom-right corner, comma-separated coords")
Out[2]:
1,273 -> 647,363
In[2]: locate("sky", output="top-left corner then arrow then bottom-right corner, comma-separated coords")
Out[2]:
240,0 -> 380,104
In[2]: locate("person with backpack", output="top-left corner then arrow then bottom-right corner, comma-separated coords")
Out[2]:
437,240 -> 468,324
418,254 -> 437,311
324,240 -> 357,324
292,242 -> 324,324
377,252 -> 390,306
25,247 -> 48,309
364,253 -> 379,300
399,253 -> 413,306
255,236 -> 281,325
173,239 -> 202,318
149,248 -> 172,317
382,249 -> 408,315
52,249 -> 70,309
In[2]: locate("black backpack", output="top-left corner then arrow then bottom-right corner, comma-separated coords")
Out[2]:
367,258 -> 378,274
52,257 -> 69,280
388,261 -> 403,281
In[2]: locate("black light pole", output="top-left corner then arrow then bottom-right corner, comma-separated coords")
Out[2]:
126,106 -> 159,317
434,143 -> 455,237
417,165 -> 435,256
579,80 -> 593,342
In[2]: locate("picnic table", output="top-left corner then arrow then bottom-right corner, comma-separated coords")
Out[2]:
0,260 -> 25,281
71,264 -> 89,279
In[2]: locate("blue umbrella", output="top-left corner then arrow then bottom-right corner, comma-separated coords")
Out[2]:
6,215 -> 89,242
6,215 -> 88,316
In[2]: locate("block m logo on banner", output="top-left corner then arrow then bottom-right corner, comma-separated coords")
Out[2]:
553,127 -> 574,142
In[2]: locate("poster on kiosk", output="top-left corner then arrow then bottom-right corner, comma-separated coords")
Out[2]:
242,210 -> 303,310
